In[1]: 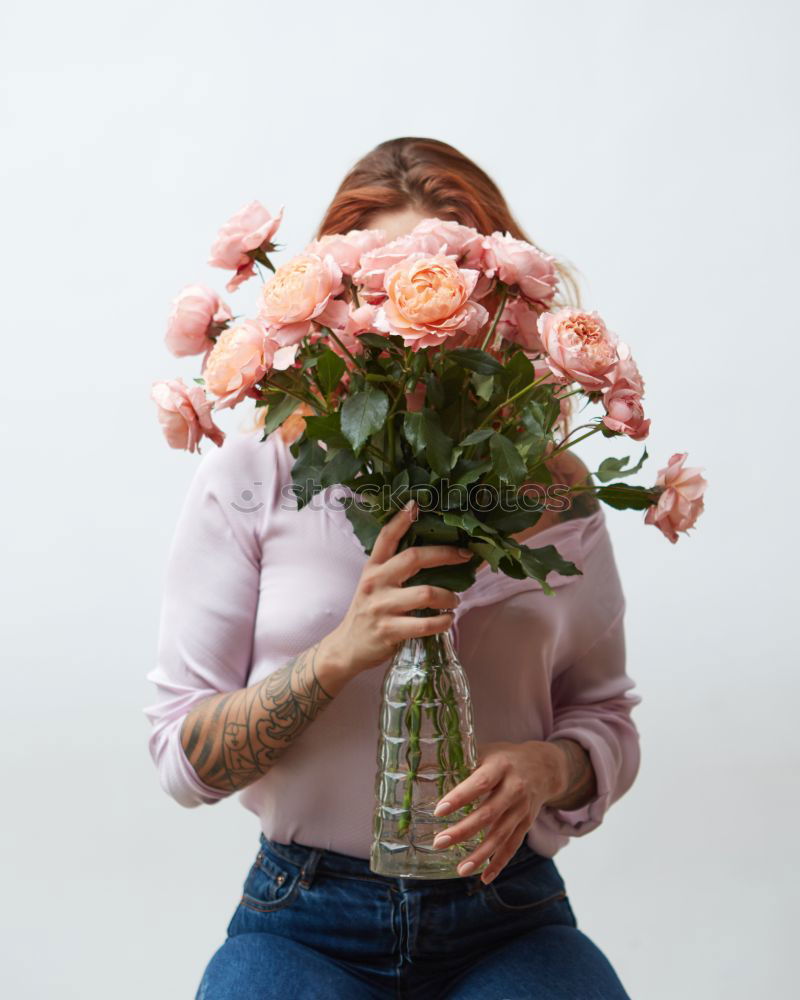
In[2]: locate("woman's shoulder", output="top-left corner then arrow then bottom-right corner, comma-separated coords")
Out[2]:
513,449 -> 600,543
195,426 -> 281,483
549,450 -> 600,524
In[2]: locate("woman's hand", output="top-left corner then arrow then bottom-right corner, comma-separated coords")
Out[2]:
430,739 -> 593,884
317,500 -> 471,684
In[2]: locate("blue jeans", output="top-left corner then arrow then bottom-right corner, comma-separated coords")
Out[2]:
196,833 -> 630,999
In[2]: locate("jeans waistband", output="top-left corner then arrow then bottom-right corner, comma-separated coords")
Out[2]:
259,832 -> 541,888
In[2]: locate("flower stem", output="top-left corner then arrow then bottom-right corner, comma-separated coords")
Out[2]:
319,325 -> 362,370
480,284 -> 509,352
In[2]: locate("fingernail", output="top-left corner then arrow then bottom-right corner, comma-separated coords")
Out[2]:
481,870 -> 494,885
433,800 -> 452,817
433,834 -> 452,849
458,547 -> 471,558
458,861 -> 475,876
404,499 -> 417,512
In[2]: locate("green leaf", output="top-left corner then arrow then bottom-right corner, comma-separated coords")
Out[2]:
424,372 -> 445,409
489,432 -> 527,484
405,560 -> 478,593
451,458 -> 493,487
470,540 -> 505,572
193,377 -> 206,386
448,347 -> 505,375
341,498 -> 382,554
519,542 -> 582,582
303,412 -> 350,449
411,515 -> 461,545
316,349 -> 346,397
320,449 -> 362,488
499,349 -> 535,393
420,409 -> 454,476
596,449 -> 649,483
262,393 -> 301,436
596,483 -> 657,511
289,440 -> 325,509
459,428 -> 494,448
471,373 -> 495,401
403,411 -> 425,453
483,506 -> 543,534
358,332 -> 401,352
442,509 -> 498,538
341,388 -> 389,452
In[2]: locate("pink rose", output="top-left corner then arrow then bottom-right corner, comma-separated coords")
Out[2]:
405,382 -> 426,412
374,253 -> 489,350
353,232 -> 445,302
496,297 -> 544,354
209,201 -> 283,292
482,232 -> 558,308
601,354 -> 650,440
602,389 -> 651,441
538,308 -> 621,390
410,218 -> 485,269
151,378 -> 224,452
164,285 -> 232,358
645,453 -> 707,543
202,319 -> 271,409
305,229 -> 387,276
259,252 -> 344,347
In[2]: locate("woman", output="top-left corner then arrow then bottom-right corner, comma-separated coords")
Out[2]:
145,137 -> 641,999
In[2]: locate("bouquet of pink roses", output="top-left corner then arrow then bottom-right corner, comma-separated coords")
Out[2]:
154,200 -> 706,583
152,200 -> 706,877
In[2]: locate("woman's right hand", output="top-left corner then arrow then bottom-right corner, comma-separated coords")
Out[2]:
317,500 -> 471,683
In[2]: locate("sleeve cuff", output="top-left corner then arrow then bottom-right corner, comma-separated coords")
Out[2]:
538,726 -> 618,837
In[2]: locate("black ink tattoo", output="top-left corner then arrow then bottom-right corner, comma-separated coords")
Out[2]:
179,643 -> 333,794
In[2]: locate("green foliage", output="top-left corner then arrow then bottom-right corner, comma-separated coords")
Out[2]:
251,311 -> 658,595
596,449 -> 649,483
341,388 -> 389,452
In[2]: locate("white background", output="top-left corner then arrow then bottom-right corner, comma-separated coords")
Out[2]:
2,1 -> 798,997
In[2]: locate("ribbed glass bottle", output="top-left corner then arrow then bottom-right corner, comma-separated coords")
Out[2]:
369,619 -> 483,879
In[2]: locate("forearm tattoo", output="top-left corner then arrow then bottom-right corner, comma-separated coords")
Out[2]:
180,644 -> 333,794
549,738 -> 597,810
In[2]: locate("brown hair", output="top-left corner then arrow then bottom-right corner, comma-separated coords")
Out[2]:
316,137 -> 580,306
256,137 -> 579,440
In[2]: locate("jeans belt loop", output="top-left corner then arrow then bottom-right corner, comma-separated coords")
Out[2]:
299,848 -> 322,889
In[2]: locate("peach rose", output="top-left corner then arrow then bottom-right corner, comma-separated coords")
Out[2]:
645,453 -> 707,543
496,297 -> 544,354
482,232 -> 558,308
602,354 -> 650,439
151,378 -> 224,452
375,253 -> 489,350
202,319 -> 271,409
165,285 -> 232,358
352,232 -> 445,302
305,229 -> 387,276
538,308 -> 621,390
278,401 -> 315,445
410,218 -> 485,269
209,201 -> 283,292
259,252 -> 344,346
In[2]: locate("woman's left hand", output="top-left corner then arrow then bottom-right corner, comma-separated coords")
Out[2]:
431,740 -> 571,884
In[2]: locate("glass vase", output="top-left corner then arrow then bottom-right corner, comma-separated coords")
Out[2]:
369,618 -> 484,879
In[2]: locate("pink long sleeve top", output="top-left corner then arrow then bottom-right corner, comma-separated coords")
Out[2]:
144,429 -> 641,859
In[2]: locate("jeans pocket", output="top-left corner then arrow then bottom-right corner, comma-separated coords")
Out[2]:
484,857 -> 568,916
238,846 -> 302,914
